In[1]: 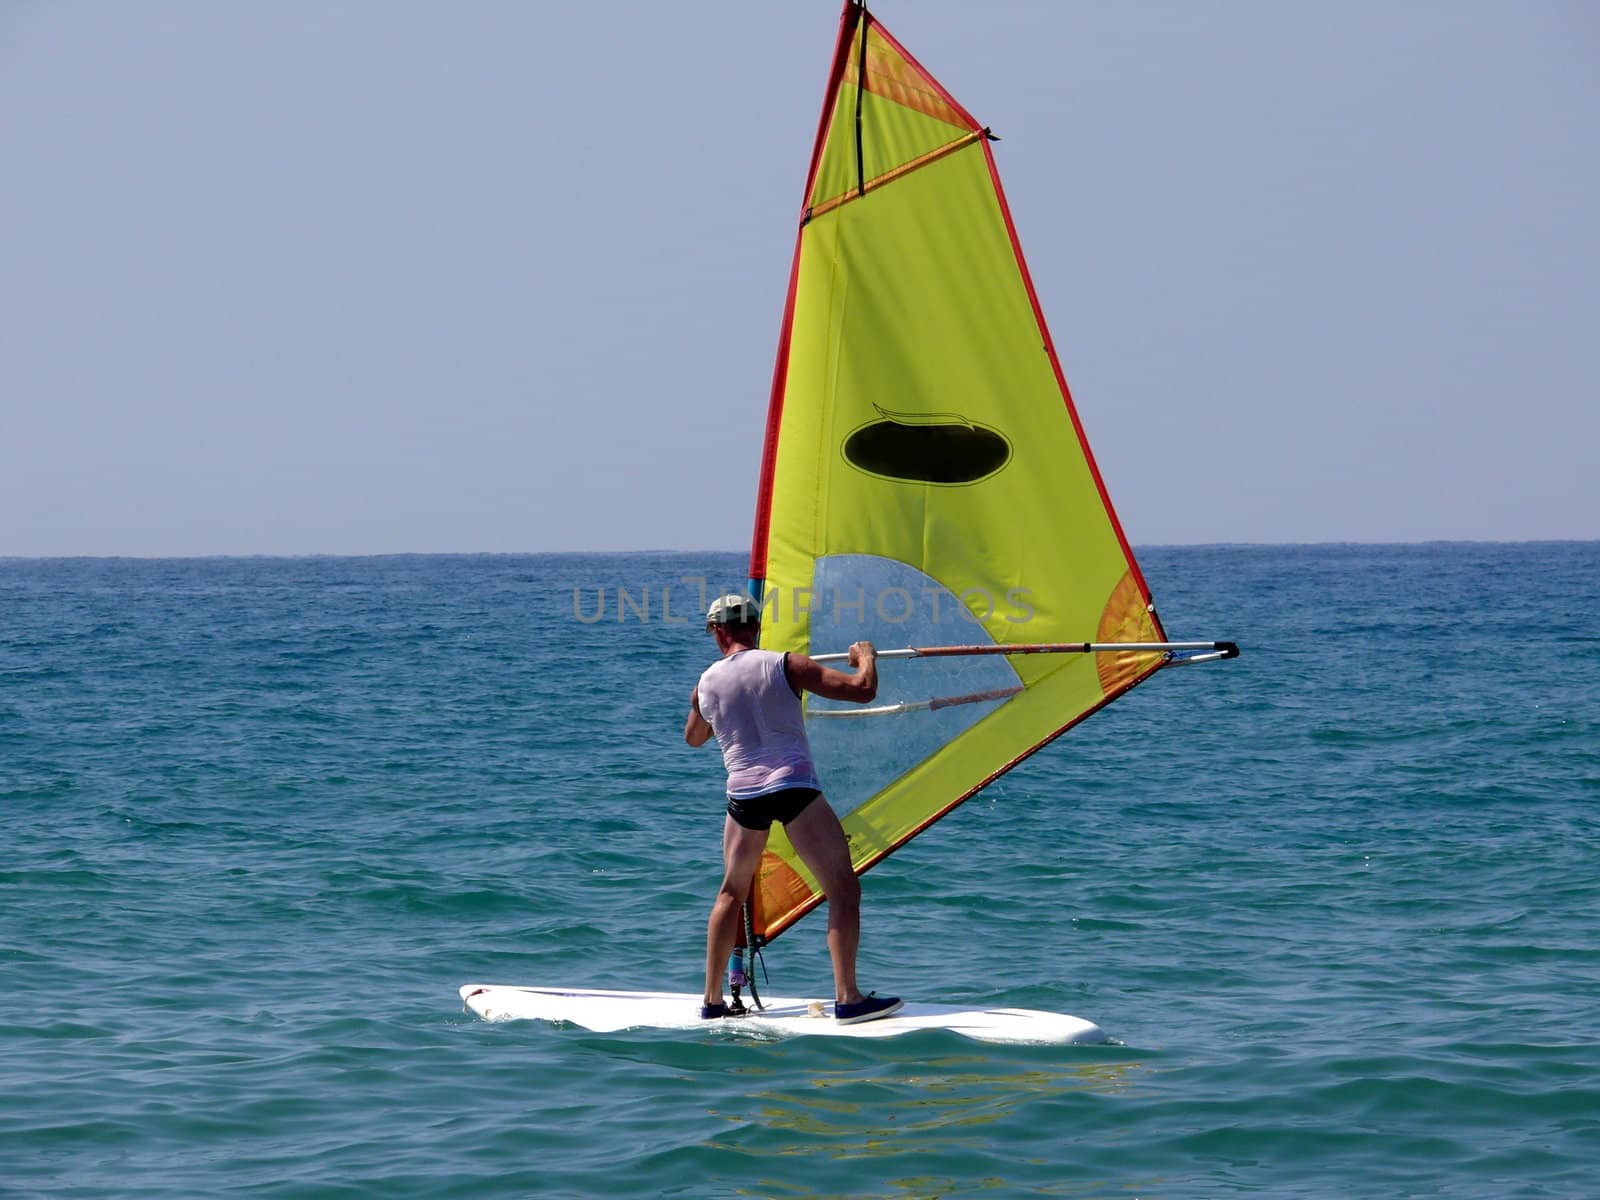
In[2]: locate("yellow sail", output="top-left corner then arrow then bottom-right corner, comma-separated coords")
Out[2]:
747,2 -> 1167,941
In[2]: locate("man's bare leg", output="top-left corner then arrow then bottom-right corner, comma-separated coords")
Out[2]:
784,796 -> 864,1006
705,815 -> 769,1007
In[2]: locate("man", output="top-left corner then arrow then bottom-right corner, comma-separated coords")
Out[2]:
684,593 -> 902,1025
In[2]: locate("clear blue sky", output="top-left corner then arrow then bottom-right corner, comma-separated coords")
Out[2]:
3,2 -> 1595,555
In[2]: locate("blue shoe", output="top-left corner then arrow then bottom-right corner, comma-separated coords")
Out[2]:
700,1001 -> 729,1020
834,993 -> 903,1024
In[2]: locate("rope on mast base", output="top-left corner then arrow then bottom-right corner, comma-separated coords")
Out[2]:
728,898 -> 767,1015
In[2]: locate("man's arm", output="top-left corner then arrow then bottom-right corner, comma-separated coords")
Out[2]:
785,641 -> 878,704
684,687 -> 714,747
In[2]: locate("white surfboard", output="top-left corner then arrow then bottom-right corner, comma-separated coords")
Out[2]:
459,984 -> 1105,1045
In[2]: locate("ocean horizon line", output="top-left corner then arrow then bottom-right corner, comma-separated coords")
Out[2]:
2,537 -> 1597,563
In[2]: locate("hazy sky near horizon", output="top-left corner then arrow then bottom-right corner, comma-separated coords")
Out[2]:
3,2 -> 1595,556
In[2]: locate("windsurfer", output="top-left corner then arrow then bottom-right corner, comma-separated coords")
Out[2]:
685,593 -> 903,1025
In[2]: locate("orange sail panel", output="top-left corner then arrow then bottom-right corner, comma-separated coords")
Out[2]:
747,2 -> 1166,943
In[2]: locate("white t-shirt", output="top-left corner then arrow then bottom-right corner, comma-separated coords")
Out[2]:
697,648 -> 821,799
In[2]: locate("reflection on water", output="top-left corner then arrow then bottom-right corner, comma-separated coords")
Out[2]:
710,1048 -> 1147,1148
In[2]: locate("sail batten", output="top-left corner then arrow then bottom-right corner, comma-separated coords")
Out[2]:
806,130 -> 985,223
745,2 -> 1176,944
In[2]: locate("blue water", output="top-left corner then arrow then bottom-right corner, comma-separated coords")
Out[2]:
4,545 -> 1598,1197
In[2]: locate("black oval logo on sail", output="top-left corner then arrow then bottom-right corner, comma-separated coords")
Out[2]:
842,405 -> 1012,485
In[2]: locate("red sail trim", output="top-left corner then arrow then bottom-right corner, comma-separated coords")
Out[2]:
756,657 -> 1169,942
748,227 -> 806,590
842,31 -> 971,133
865,13 -> 982,133
978,138 -> 1165,637
750,0 -> 863,589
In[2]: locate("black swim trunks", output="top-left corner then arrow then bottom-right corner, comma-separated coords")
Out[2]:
726,787 -> 821,831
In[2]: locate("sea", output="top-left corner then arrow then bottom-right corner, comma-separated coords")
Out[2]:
3,543 -> 1597,1198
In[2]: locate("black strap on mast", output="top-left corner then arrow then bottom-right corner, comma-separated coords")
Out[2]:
854,1 -> 869,198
